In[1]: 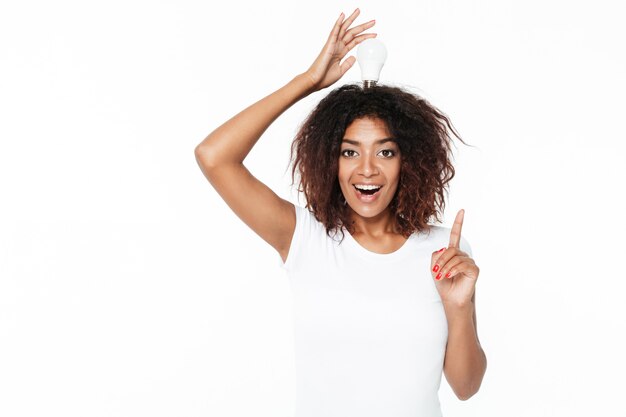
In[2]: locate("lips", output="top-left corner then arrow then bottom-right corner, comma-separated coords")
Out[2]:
353,185 -> 381,194
352,184 -> 382,202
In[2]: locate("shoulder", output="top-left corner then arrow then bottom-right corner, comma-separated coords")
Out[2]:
279,204 -> 333,271
293,204 -> 319,230
419,224 -> 451,242
423,224 -> 473,256
424,224 -> 450,236
291,204 -> 332,243
295,205 -> 331,233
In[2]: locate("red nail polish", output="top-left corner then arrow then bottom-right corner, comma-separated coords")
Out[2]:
433,264 -> 439,272
436,272 -> 442,280
445,272 -> 451,278
438,247 -> 445,252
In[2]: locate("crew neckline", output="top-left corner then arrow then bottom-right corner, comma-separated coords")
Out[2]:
341,227 -> 416,262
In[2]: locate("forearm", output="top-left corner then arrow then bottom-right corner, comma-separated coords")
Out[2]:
195,73 -> 314,166
442,301 -> 487,400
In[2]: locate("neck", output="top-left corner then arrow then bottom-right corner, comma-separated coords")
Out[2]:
349,207 -> 399,236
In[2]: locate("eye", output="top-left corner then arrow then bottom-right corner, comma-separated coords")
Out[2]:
340,149 -> 397,158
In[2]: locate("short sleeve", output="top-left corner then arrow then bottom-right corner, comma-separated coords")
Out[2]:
460,235 -> 473,258
278,204 -> 308,271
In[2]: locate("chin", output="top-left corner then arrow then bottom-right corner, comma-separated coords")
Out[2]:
347,200 -> 392,216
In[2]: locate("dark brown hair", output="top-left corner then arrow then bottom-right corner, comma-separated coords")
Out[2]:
288,83 -> 470,243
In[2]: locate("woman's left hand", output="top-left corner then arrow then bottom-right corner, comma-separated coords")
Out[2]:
430,209 -> 480,306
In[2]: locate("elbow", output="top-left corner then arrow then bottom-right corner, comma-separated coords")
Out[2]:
452,365 -> 486,401
461,350 -> 487,401
195,145 -> 218,170
455,366 -> 486,401
457,391 -> 475,401
194,144 -> 209,159
455,383 -> 481,401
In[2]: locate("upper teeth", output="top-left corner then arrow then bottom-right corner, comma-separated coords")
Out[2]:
355,184 -> 382,190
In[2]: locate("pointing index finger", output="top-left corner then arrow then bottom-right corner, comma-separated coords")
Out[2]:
449,209 -> 464,248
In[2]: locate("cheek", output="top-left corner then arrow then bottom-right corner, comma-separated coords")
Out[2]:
337,160 -> 350,180
392,159 -> 402,178
337,164 -> 344,181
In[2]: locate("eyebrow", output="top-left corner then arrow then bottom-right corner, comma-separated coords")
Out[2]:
341,138 -> 396,145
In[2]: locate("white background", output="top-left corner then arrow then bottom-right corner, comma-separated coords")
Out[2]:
1,0 -> 625,416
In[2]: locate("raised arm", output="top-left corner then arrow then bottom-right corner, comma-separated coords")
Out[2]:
194,9 -> 376,262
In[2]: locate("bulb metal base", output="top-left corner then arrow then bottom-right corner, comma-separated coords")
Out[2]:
363,80 -> 377,89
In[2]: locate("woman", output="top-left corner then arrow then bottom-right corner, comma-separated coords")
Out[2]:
195,8 -> 486,417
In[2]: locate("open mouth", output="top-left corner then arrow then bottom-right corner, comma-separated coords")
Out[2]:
353,184 -> 383,196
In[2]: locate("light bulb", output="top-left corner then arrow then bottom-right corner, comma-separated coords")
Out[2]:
356,38 -> 387,88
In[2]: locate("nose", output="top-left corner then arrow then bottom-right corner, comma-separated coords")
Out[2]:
358,152 -> 379,177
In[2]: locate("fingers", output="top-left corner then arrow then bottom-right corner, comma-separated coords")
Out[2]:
315,10 -> 376,89
431,246 -> 446,274
436,255 -> 466,280
339,56 -> 357,75
345,33 -> 377,51
431,247 -> 468,280
338,8 -> 361,39
343,19 -> 376,44
327,12 -> 345,42
334,8 -> 376,49
449,209 -> 464,248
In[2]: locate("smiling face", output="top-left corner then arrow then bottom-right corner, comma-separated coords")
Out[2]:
338,116 -> 401,221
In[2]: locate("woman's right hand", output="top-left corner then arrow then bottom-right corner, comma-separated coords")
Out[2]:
303,9 -> 377,93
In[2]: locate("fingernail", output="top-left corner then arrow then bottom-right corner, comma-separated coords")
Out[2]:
432,264 -> 439,272
438,247 -> 445,253
436,272 -> 442,280
445,272 -> 451,278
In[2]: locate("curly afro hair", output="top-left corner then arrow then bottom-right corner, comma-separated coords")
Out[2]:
288,83 -> 470,243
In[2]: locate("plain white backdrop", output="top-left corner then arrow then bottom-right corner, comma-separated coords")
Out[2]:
1,0 -> 625,416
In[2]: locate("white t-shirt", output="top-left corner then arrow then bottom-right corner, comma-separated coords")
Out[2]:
279,204 -> 473,417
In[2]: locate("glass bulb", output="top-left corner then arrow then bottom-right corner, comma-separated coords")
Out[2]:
356,38 -> 388,87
